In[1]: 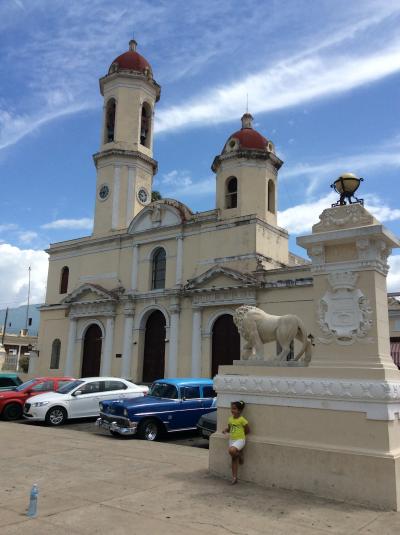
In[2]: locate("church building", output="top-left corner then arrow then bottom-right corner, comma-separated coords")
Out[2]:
35,40 -> 329,381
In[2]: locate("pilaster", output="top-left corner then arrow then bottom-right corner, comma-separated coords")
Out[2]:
191,308 -> 202,377
121,302 -> 135,378
64,318 -> 77,376
168,302 -> 180,377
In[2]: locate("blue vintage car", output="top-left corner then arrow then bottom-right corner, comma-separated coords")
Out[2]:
96,378 -> 216,441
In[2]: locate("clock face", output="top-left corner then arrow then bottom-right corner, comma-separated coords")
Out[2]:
137,187 -> 149,205
99,184 -> 110,200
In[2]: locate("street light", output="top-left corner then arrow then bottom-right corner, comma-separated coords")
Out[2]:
331,173 -> 364,207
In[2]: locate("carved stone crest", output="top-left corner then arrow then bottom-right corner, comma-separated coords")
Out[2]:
313,204 -> 374,233
318,271 -> 373,345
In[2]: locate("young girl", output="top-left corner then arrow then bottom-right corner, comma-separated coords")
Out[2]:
223,400 -> 250,484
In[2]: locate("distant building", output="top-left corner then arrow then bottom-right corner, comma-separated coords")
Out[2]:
0,304 -> 41,371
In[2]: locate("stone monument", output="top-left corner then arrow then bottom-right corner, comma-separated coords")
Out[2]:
209,194 -> 400,510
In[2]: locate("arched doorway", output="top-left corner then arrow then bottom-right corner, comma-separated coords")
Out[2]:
81,324 -> 102,377
143,310 -> 166,383
211,314 -> 240,377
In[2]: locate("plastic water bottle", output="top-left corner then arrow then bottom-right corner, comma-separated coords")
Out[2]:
27,484 -> 38,518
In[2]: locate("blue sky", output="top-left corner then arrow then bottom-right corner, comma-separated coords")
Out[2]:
1,0 -> 400,307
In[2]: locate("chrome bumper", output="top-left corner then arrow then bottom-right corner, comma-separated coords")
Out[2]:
96,417 -> 138,436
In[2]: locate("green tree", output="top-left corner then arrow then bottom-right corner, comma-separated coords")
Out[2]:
151,190 -> 162,202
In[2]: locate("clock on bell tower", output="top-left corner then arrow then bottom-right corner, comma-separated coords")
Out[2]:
92,39 -> 161,236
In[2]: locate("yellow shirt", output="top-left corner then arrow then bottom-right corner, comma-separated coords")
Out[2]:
228,415 -> 248,440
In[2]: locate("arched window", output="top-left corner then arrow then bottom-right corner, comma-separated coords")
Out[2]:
59,266 -> 69,294
151,248 -> 166,289
225,176 -> 237,209
140,102 -> 152,147
104,98 -> 116,143
50,339 -> 61,369
268,179 -> 275,214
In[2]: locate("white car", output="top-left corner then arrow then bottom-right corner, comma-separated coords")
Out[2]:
23,377 -> 148,426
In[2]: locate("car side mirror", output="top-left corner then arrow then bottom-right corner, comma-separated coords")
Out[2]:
73,390 -> 83,397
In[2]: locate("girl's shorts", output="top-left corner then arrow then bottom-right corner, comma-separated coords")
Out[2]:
229,439 -> 246,451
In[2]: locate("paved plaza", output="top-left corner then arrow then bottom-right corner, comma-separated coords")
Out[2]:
0,422 -> 399,534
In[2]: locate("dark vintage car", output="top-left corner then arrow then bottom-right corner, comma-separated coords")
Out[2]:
0,373 -> 23,392
96,378 -> 216,441
197,410 -> 217,439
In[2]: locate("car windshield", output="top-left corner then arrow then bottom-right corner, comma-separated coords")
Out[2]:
57,380 -> 84,394
15,379 -> 37,392
148,383 -> 178,399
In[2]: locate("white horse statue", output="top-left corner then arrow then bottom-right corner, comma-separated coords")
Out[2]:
233,305 -> 312,365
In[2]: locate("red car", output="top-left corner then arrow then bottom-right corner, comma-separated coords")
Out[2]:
0,377 -> 74,421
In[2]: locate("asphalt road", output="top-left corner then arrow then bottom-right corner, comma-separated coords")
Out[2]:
12,417 -> 210,448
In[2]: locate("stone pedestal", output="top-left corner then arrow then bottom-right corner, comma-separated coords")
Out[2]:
209,204 -> 400,510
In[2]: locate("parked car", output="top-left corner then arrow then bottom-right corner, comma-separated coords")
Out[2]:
0,376 -> 74,420
96,378 -> 217,441
0,373 -> 23,391
23,377 -> 148,426
197,410 -> 217,439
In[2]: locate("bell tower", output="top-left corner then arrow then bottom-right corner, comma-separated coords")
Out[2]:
93,39 -> 161,236
212,113 -> 283,226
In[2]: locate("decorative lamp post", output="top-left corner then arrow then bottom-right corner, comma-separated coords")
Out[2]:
331,172 -> 364,207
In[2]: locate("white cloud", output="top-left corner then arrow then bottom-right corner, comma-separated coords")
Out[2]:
278,193 -> 337,234
154,170 -> 214,200
388,255 -> 400,293
160,170 -> 193,188
156,34 -> 400,134
18,231 -> 39,244
281,146 -> 400,182
0,1 -> 398,150
278,193 -> 400,235
41,218 -> 93,230
0,224 -> 18,233
0,103 -> 91,152
0,244 -> 48,307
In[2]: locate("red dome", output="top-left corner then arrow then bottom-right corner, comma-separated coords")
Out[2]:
230,128 -> 268,150
109,40 -> 152,75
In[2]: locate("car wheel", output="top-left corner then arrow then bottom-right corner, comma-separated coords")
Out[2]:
3,403 -> 22,421
110,430 -> 120,437
45,406 -> 67,426
138,419 -> 161,441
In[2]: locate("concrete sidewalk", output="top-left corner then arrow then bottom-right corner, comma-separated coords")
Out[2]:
0,423 -> 399,534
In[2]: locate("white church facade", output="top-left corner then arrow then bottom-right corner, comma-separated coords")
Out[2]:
36,40 -> 374,381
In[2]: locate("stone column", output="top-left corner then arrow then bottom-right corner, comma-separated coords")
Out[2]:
297,203 -> 400,380
121,304 -> 135,378
65,317 -> 77,376
131,244 -> 139,290
191,308 -> 202,377
168,304 -> 180,377
101,316 -> 115,376
16,345 -> 21,371
28,350 -> 38,375
175,236 -> 184,286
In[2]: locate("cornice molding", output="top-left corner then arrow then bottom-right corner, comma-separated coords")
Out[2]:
93,148 -> 158,173
214,374 -> 400,420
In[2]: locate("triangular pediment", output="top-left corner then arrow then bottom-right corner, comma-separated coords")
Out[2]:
62,283 -> 118,304
185,266 -> 257,290
128,199 -> 193,234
